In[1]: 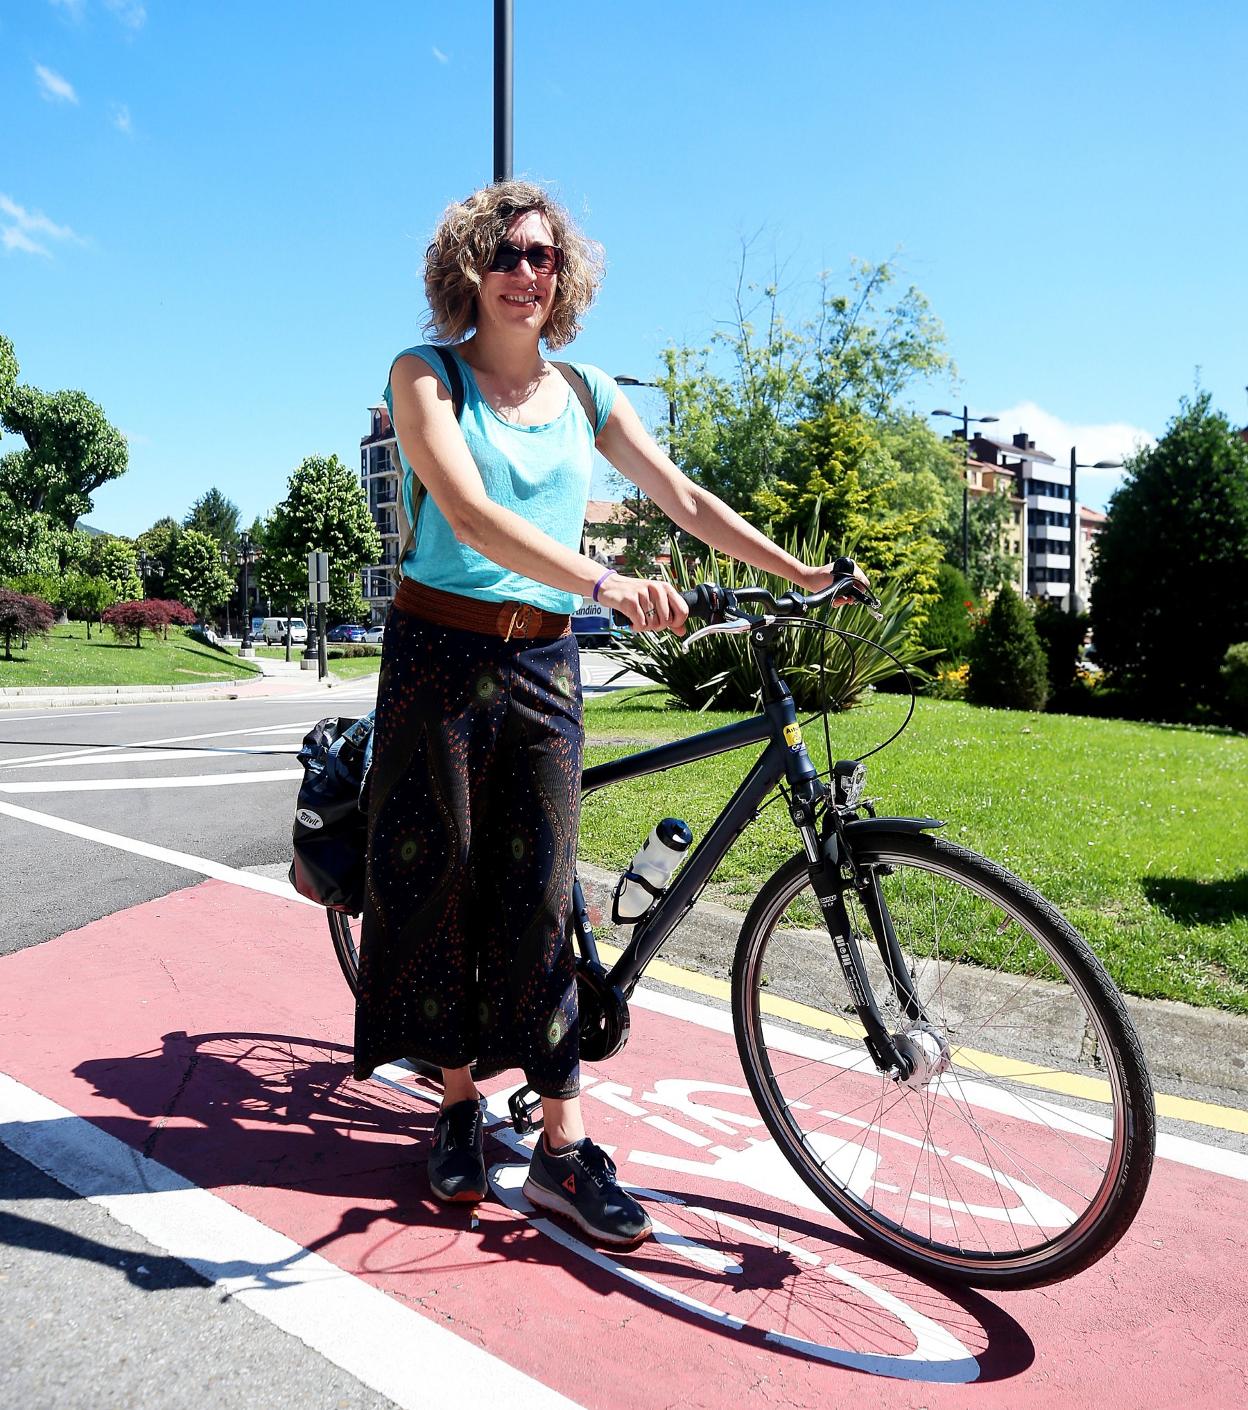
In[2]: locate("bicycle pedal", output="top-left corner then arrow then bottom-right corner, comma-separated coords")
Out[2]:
508,1085 -> 544,1136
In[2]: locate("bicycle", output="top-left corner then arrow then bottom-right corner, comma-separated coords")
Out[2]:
324,565 -> 1155,1290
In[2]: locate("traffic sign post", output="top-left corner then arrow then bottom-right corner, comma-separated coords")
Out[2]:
306,551 -> 330,679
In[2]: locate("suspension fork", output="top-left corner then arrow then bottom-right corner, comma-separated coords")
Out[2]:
853,865 -> 928,1025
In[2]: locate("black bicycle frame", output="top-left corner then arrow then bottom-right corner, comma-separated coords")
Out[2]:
569,624 -> 917,1081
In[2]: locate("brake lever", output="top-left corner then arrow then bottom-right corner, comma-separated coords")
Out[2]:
683,615 -> 759,649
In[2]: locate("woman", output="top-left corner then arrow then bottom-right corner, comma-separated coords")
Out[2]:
354,180 -> 867,1247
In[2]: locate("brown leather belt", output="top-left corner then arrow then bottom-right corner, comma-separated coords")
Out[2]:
394,578 -> 571,640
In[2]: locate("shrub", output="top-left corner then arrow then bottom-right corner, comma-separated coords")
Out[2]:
1032,597 -> 1089,695
917,563 -> 978,664
927,661 -> 969,701
1221,643 -> 1248,730
0,589 -> 55,660
967,588 -> 1049,711
102,598 -> 193,648
325,644 -> 382,659
603,529 -> 935,712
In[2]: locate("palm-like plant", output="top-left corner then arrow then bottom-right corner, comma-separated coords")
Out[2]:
603,528 -> 934,712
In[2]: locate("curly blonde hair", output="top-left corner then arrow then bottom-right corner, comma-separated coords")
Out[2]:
423,181 -> 604,351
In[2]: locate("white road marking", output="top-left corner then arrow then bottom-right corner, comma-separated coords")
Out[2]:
0,710 -> 124,722
631,988 -> 1248,1183
0,1074 -> 582,1410
6,746 -> 302,771
0,799 -> 317,906
0,769 -> 303,794
0,721 -> 317,769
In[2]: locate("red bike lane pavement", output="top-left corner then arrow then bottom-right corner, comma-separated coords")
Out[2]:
1,879 -> 1243,1409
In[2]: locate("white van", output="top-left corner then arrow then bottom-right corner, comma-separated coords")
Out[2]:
260,617 -> 308,645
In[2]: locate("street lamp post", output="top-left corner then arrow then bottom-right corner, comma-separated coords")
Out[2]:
137,551 -> 149,598
931,406 -> 1000,576
614,375 -> 677,573
1068,448 -> 1122,615
239,532 -> 254,654
221,548 -> 233,640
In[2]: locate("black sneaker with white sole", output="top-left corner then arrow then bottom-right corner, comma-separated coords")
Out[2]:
523,1136 -> 652,1245
428,1098 -> 487,1203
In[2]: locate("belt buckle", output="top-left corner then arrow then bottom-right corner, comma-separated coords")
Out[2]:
503,603 -> 538,641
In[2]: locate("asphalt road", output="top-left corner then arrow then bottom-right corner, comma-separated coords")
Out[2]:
3,677 -> 1245,1409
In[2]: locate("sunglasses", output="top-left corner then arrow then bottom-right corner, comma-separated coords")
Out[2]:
488,240 -> 565,277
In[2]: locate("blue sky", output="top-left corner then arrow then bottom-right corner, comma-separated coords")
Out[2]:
2,0 -> 1245,537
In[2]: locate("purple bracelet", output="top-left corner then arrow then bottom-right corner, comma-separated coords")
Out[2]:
592,568 -> 618,603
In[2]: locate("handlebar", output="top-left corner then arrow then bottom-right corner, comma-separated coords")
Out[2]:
680,557 -> 883,624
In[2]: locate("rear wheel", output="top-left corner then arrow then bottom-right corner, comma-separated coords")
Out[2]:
327,909 -> 360,997
732,832 -> 1155,1289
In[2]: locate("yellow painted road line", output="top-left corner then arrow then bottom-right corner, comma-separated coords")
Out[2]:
596,941 -> 1248,1136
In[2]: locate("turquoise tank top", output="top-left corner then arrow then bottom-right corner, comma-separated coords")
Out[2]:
384,344 -> 617,614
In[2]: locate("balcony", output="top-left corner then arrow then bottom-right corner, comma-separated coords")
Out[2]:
1032,553 -> 1071,570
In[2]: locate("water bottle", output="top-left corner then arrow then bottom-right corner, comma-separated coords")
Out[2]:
612,818 -> 694,924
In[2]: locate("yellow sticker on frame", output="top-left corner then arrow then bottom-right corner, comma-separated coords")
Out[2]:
783,722 -> 802,749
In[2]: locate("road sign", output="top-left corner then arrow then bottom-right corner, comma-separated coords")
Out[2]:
307,550 -> 330,604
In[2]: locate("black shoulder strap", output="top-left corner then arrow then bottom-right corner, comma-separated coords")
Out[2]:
433,344 -> 465,421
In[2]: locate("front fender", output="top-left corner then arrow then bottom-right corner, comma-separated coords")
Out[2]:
843,816 -> 945,837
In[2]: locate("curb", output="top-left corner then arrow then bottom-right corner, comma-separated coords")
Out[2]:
0,677 -> 346,710
576,861 -> 1248,1099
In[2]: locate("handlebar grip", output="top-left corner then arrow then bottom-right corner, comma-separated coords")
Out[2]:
832,556 -> 857,578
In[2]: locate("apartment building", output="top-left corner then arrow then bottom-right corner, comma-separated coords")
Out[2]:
359,402 -> 401,623
968,431 -> 1076,603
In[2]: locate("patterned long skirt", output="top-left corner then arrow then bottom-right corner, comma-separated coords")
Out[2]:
352,604 -> 583,1098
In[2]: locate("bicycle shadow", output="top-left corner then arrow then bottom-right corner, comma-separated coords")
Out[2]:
1141,872 -> 1248,927
38,1028 -> 1034,1384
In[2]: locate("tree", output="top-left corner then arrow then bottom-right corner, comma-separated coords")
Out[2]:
1091,393 -> 1248,708
938,484 -> 1020,598
85,535 -> 142,602
967,588 -> 1049,711
59,573 -> 117,638
1032,596 -> 1089,695
135,516 -> 181,594
0,334 -> 127,534
657,251 -> 954,522
753,404 -> 944,619
259,455 -> 381,621
0,588 -> 55,661
184,488 -> 240,557
102,598 -> 192,648
166,527 -> 235,620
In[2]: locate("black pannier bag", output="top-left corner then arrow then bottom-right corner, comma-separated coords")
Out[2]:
289,713 -> 375,914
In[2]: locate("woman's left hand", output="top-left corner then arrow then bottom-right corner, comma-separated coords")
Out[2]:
800,560 -> 873,606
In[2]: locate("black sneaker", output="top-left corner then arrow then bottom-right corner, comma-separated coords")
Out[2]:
523,1136 -> 652,1246
428,1098 -> 487,1203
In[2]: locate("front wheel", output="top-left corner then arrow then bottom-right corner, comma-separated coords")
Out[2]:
731,832 -> 1155,1289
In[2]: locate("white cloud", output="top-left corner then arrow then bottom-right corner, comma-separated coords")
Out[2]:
104,0 -> 146,28
982,400 -> 1155,511
35,63 -> 79,104
0,193 -> 85,258
2,228 -> 52,258
47,0 -> 87,21
432,46 -> 450,63
112,102 -> 132,134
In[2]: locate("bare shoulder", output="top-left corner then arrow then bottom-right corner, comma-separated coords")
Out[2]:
389,353 -> 454,423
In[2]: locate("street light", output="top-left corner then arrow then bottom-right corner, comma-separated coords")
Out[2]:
931,406 -> 1000,575
1069,448 -> 1122,615
137,550 -> 149,598
614,375 -> 678,573
239,532 -> 254,651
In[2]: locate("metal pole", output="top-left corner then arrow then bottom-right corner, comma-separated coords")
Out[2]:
961,404 -> 970,576
494,0 -> 513,182
1069,446 -> 1078,616
317,599 -> 327,680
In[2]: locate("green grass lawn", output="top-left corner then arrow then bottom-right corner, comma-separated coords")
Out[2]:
328,655 -> 384,680
582,688 -> 1248,1014
0,625 -> 263,687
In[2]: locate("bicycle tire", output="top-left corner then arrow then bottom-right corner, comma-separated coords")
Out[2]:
731,832 -> 1155,1289
327,909 -> 361,998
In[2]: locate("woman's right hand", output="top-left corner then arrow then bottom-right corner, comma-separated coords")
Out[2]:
597,573 -> 689,636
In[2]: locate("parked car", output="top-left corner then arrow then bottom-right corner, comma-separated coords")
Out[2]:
363,625 -> 385,643
571,599 -> 612,646
260,617 -> 307,645
326,623 -> 368,643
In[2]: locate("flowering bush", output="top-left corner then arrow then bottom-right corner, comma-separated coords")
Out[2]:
927,661 -> 970,700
